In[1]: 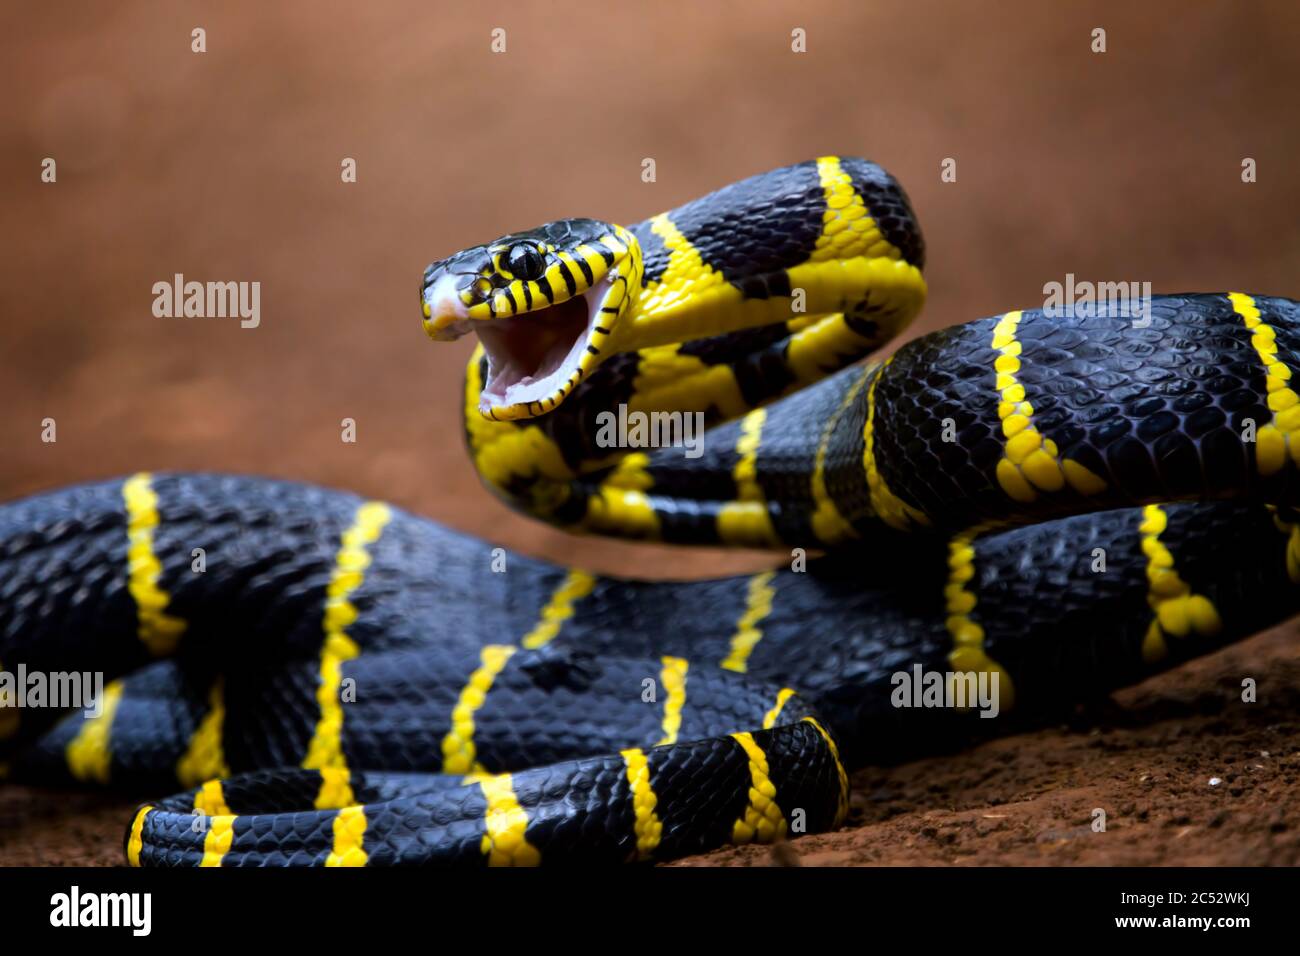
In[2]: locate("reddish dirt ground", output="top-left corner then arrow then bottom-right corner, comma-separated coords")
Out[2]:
682,624 -> 1300,867
1,1 -> 1299,865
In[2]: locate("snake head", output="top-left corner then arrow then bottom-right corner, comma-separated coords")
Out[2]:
422,219 -> 639,421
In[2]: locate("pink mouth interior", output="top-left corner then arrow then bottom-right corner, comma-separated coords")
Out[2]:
477,293 -> 593,411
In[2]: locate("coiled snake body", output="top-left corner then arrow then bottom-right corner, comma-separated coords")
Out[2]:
3,158 -> 1299,866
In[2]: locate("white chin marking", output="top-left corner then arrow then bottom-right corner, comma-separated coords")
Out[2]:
478,274 -> 614,412
423,273 -> 472,339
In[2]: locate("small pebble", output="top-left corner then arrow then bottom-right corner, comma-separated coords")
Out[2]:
1208,777 -> 1222,787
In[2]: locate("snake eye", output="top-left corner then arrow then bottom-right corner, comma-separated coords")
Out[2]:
505,243 -> 546,281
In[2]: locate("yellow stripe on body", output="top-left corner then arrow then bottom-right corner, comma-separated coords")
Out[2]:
618,213 -> 742,350
729,732 -> 787,845
193,780 -> 234,868
520,569 -> 598,649
65,679 -> 124,783
989,311 -> 1107,502
863,359 -> 930,530
720,570 -> 777,672
191,785 -> 232,874
785,157 -> 923,380
479,772 -> 541,866
785,311 -> 882,387
440,643 -> 542,864
716,408 -> 780,546
1138,504 -> 1223,662
311,767 -> 357,810
302,501 -> 392,809
592,451 -> 655,492
786,255 -> 925,364
194,778 -> 231,816
175,678 -> 230,787
809,365 -> 874,544
656,656 -> 689,746
1267,506 -> 1300,583
442,644 -> 518,775
621,343 -> 751,426
200,815 -> 236,868
122,472 -> 187,656
326,805 -> 368,867
620,748 -> 664,861
810,156 -> 904,263
943,529 -> 1015,710
584,453 -> 662,539
1229,292 -> 1300,475
126,805 -> 153,867
801,716 -> 850,826
762,687 -> 798,729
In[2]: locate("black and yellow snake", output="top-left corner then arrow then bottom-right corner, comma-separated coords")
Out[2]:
2,157 -> 1299,866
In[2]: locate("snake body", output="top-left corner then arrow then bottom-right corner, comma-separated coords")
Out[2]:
2,158 -> 1300,866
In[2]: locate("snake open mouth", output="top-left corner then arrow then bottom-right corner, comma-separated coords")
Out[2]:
476,288 -> 599,410
424,271 -> 616,417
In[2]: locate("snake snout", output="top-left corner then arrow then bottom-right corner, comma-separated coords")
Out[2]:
421,270 -> 475,342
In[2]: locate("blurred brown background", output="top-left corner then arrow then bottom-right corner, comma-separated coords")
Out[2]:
1,1 -> 1299,865
2,0 -> 1297,576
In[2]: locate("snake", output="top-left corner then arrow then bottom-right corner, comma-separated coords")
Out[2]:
2,157 -> 1300,867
